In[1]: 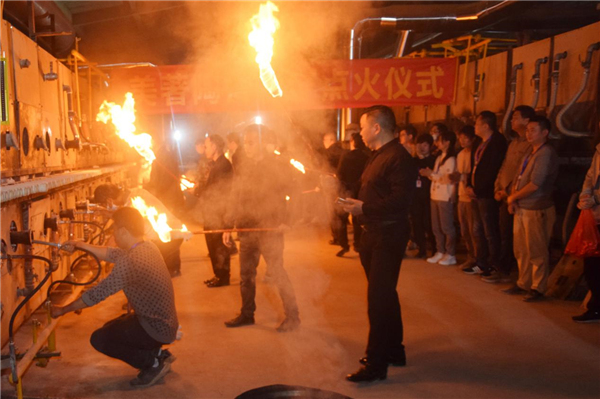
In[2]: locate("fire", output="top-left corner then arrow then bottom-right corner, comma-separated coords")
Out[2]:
130,196 -> 173,243
248,1 -> 283,98
180,175 -> 195,191
290,159 -> 306,174
96,92 -> 156,164
273,150 -> 281,155
285,195 -> 290,201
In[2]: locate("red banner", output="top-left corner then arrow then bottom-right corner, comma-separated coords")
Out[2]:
108,58 -> 457,114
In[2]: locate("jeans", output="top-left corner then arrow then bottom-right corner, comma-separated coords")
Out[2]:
431,200 -> 456,256
359,222 -> 409,367
239,231 -> 299,319
471,198 -> 501,272
90,313 -> 163,370
458,201 -> 476,264
204,229 -> 231,281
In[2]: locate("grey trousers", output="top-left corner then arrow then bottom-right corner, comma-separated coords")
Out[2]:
458,201 -> 476,263
431,200 -> 456,256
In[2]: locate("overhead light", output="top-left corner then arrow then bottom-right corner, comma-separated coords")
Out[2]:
255,116 -> 263,125
173,130 -> 182,141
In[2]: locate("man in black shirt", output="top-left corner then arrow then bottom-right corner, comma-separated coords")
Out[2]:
202,134 -> 234,287
464,111 -> 508,276
411,133 -> 437,258
341,105 -> 417,382
222,125 -> 300,332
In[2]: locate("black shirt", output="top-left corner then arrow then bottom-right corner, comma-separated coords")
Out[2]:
337,148 -> 371,198
414,154 -> 436,200
325,142 -> 347,173
358,140 -> 418,225
202,154 -> 233,228
468,131 -> 507,199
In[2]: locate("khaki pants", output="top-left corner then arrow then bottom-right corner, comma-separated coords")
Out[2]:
513,207 -> 555,293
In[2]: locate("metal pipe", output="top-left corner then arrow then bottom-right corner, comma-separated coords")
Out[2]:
501,63 -> 523,138
191,227 -> 280,235
548,51 -> 567,118
62,85 -> 81,149
531,56 -> 548,109
556,42 -> 600,138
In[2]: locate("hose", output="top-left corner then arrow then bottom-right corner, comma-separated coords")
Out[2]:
501,63 -> 523,139
46,247 -> 102,298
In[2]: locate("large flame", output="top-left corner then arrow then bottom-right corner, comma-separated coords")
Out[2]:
248,1 -> 283,98
290,159 -> 306,174
130,196 -> 173,243
96,93 -> 156,164
180,175 -> 195,191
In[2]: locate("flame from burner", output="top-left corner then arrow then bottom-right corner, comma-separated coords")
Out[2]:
290,159 -> 306,174
130,196 -> 173,243
248,1 -> 283,97
180,175 -> 195,191
96,92 -> 156,164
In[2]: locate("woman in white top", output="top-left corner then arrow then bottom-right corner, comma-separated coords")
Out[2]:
420,129 -> 458,265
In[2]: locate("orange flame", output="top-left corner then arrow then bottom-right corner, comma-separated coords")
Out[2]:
130,196 -> 173,243
180,175 -> 195,191
248,1 -> 283,97
290,159 -> 306,174
96,93 -> 155,164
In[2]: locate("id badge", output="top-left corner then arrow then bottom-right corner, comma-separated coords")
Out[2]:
416,179 -> 422,188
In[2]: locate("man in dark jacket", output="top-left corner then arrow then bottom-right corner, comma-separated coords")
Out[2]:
341,105 -> 417,382
464,111 -> 508,276
411,133 -> 437,258
202,134 -> 234,287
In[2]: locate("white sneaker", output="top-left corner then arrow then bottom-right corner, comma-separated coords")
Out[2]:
439,255 -> 457,266
427,252 -> 444,263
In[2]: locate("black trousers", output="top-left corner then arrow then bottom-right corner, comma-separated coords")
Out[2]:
204,229 -> 231,281
352,215 -> 364,251
471,198 -> 501,272
155,238 -> 183,276
410,198 -> 435,254
333,211 -> 350,249
90,313 -> 163,370
584,255 -> 600,312
359,222 -> 409,367
239,231 -> 299,319
497,201 -> 517,276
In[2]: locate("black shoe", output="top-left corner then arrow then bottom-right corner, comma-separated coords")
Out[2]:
572,310 -> 600,323
502,284 -> 528,295
523,289 -> 544,302
158,348 -> 176,364
130,358 -> 171,388
204,276 -> 218,285
336,247 -> 350,257
359,354 -> 406,367
206,277 -> 230,288
224,314 -> 255,328
346,366 -> 387,382
276,316 -> 301,332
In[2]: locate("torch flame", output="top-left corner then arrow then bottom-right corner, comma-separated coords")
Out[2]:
290,159 -> 306,174
130,196 -> 173,243
248,1 -> 283,97
273,150 -> 281,155
96,92 -> 156,164
180,175 -> 195,191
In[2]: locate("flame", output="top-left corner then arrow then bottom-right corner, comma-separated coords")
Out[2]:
96,92 -> 155,164
180,175 -> 195,191
273,150 -> 281,155
248,1 -> 283,97
285,195 -> 290,201
290,159 -> 306,174
130,196 -> 173,243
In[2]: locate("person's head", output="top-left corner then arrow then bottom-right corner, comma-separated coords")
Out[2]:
437,130 -> 457,165
323,132 -> 337,149
243,124 -> 263,160
360,105 -> 397,150
429,123 -> 448,143
416,133 -> 433,157
195,138 -> 206,155
350,132 -> 367,151
511,105 -> 536,136
526,115 -> 551,146
93,184 -> 124,207
458,125 -> 476,149
475,111 -> 497,138
205,134 -> 226,160
399,125 -> 418,146
226,132 -> 240,152
112,207 -> 145,249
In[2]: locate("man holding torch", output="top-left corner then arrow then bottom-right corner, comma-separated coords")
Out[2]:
341,105 -> 417,382
222,124 -> 300,332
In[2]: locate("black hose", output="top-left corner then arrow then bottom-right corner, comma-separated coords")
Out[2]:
46,247 -> 102,298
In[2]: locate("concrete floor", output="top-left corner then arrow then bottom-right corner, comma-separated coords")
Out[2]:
2,224 -> 599,399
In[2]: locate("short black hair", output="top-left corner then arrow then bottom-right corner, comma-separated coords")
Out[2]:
416,133 -> 434,146
93,184 -> 122,205
432,123 -> 450,135
477,111 -> 497,131
513,105 -> 536,121
350,132 -> 367,149
458,125 -> 475,139
207,134 -> 226,153
362,105 -> 396,134
400,124 -> 418,138
528,115 -> 552,133
112,207 -> 145,237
